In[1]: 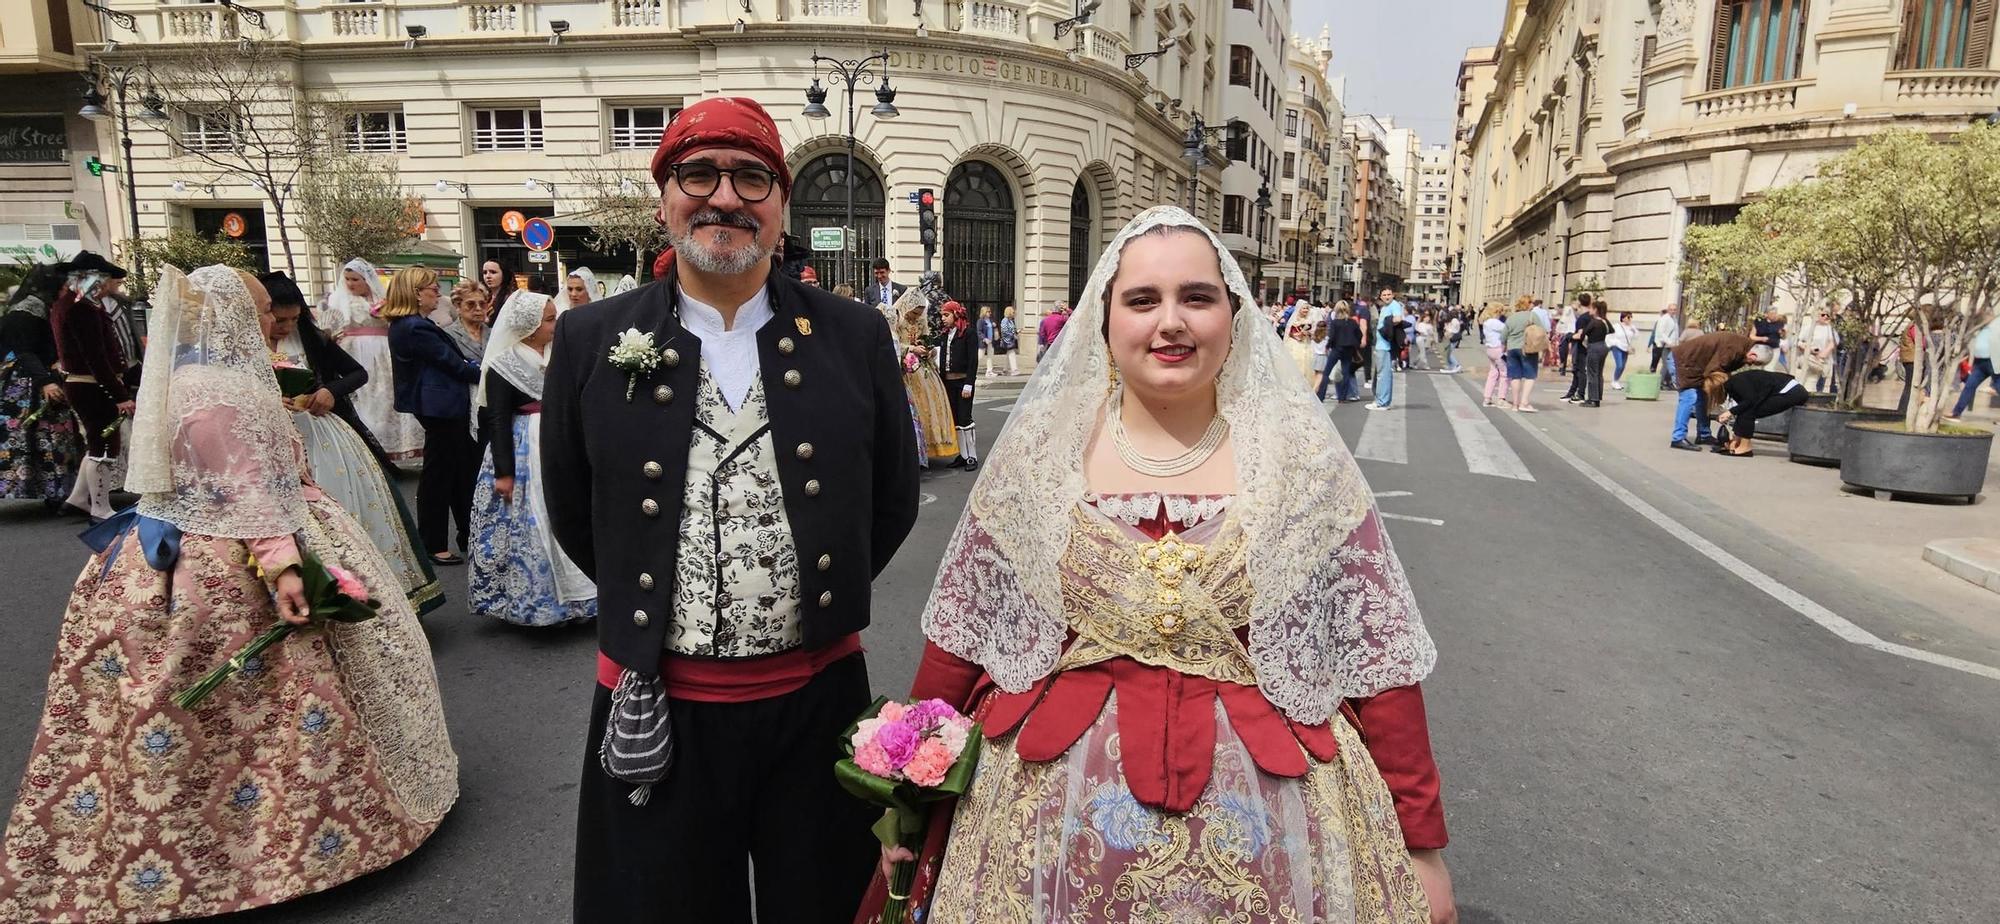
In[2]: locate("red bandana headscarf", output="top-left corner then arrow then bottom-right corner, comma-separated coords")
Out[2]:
647,96 -> 794,280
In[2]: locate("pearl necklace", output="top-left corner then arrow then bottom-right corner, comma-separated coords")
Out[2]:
1110,401 -> 1229,478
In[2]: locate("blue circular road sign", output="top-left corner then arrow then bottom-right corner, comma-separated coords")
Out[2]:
521,217 -> 555,252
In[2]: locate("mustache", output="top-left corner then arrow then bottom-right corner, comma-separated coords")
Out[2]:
687,208 -> 761,233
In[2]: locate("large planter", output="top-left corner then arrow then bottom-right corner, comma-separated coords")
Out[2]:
1840,422 -> 1993,502
1624,372 -> 1662,400
1749,407 -> 1795,441
1788,406 -> 1900,466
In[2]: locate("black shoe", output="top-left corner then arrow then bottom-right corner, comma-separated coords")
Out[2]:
1671,439 -> 1701,451
962,458 -> 979,472
1696,435 -> 1719,445
1582,400 -> 1601,407
948,457 -> 967,469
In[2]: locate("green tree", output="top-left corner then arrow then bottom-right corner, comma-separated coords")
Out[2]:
298,151 -> 418,267
1678,220 -> 1783,333
116,230 -> 253,300
564,157 -> 671,280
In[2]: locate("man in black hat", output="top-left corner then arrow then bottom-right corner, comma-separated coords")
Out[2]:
49,251 -> 135,522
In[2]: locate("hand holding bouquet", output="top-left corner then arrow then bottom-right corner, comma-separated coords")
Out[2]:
836,697 -> 981,924
172,550 -> 381,710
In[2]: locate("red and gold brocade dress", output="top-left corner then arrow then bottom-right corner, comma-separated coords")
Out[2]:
873,493 -> 1444,923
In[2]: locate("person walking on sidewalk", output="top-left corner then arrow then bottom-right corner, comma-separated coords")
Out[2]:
1946,314 -> 2000,421
1669,330 -> 1755,450
1503,296 -> 1546,412
1442,310 -> 1465,373
1608,311 -> 1638,390
1753,308 -> 1788,371
1480,305 -> 1509,407
1370,287 -> 1407,410
1651,304 -> 1681,377
1037,301 -> 1070,363
1712,368 -> 1808,457
1575,300 -> 1612,407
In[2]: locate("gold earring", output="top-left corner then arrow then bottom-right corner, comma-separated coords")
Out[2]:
1106,360 -> 1120,386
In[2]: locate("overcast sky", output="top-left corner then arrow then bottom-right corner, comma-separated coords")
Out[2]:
1290,0 -> 1507,146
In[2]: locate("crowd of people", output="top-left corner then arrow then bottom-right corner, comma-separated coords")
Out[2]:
0,94 -> 1466,924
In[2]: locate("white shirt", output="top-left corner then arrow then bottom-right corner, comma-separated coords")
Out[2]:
1654,313 -> 1682,348
1482,316 -> 1507,348
678,285 -> 773,412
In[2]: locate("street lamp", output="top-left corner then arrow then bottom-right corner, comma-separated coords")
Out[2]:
1053,0 -> 1100,39
1290,217 -> 1318,299
1309,230 -> 1335,302
79,65 -> 166,285
1253,177 -> 1271,304
1180,114 -> 1229,214
803,50 -> 897,290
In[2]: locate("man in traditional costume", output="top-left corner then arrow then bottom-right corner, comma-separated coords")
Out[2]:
49,251 -> 136,522
542,96 -> 921,923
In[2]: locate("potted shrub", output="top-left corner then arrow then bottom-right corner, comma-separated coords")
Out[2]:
1831,127 -> 2000,501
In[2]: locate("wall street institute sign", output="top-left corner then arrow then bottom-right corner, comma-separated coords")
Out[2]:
0,115 -> 68,164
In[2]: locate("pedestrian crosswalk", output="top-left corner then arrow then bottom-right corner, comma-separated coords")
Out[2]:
1342,374 -> 1537,481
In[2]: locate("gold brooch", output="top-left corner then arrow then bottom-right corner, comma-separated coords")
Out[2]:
795,316 -> 812,336
1137,532 -> 1204,636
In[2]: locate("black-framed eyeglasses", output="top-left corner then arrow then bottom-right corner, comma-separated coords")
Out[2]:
664,162 -> 778,202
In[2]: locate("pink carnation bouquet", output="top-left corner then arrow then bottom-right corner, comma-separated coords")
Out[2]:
172,550 -> 381,710
835,697 -> 982,924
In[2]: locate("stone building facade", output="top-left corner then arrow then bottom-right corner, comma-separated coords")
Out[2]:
66,0 -> 1255,320
1460,0 -> 1998,318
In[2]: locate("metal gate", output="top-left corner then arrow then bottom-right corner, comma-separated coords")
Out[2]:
1067,178 -> 1092,307
943,161 -> 1016,312
787,153 -> 884,291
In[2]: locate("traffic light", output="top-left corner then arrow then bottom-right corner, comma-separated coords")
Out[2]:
917,188 -> 937,255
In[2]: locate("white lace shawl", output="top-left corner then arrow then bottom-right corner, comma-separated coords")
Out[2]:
319,258 -> 384,332
129,265 -> 308,539
920,206 -> 1436,724
475,290 -> 550,429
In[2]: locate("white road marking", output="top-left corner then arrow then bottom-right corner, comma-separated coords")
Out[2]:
1374,490 -> 1414,498
1352,401 -> 1408,464
1430,371 -> 1535,480
1381,512 -> 1445,526
920,493 -> 937,506
1460,376 -> 2000,683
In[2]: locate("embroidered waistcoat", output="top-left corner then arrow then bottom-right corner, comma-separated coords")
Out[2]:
667,364 -> 803,657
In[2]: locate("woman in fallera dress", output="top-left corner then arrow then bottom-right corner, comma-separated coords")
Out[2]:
0,262 -> 84,507
892,288 -> 960,465
859,206 -> 1458,923
320,258 -> 426,463
468,290 -> 597,626
0,266 -> 458,923
258,271 -> 444,616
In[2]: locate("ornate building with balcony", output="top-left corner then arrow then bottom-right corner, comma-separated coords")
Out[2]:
1,0 -> 108,265
1407,143 -> 1451,298
1217,0 -> 1291,292
1344,111 -> 1408,294
1267,26 -> 1340,303
1460,0 -> 1999,316
70,0 -> 1234,314
1446,44 -> 1498,306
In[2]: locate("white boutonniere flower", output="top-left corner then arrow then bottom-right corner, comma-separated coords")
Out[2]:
608,328 -> 661,402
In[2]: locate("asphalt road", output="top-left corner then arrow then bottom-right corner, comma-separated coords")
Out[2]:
1,377 -> 1994,923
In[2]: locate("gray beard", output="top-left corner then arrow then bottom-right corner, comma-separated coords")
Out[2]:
672,225 -> 772,276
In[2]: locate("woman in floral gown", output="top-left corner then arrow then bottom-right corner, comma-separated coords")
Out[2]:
468,290 -> 597,626
891,289 -> 959,464
0,266 -> 458,923
320,258 -> 426,463
859,207 -> 1458,923
0,263 -> 83,507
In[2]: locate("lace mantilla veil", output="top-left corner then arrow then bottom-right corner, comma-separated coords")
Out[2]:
920,205 -> 1436,724
128,265 -> 308,539
474,289 -> 552,431
318,257 -> 384,330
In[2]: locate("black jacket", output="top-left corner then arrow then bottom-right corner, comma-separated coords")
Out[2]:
1328,318 -> 1364,354
485,373 -> 536,480
293,312 -> 393,469
388,315 -> 481,419
1724,370 -> 1800,410
1,305 -> 61,389
939,324 -> 978,379
542,267 -> 922,676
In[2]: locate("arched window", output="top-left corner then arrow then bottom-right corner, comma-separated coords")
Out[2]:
1067,179 -> 1094,306
786,152 -> 885,290
942,161 -> 1016,312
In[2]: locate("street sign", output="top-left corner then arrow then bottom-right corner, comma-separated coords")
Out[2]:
907,191 -> 922,204
527,250 -> 551,264
501,210 -> 527,235
810,227 -> 846,252
521,217 -> 555,252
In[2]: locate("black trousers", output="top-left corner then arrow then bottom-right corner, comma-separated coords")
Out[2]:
1736,388 -> 1809,440
1584,343 -> 1609,402
574,653 -> 878,924
62,381 -> 121,456
945,375 -> 974,427
416,414 -> 477,554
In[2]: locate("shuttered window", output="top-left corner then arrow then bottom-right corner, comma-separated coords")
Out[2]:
1894,0 -> 1995,70
1709,0 -> 1810,90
